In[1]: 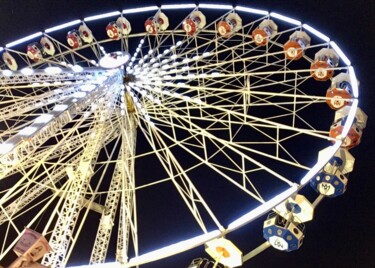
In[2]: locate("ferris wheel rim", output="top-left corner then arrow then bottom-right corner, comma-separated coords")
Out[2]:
0,3 -> 362,268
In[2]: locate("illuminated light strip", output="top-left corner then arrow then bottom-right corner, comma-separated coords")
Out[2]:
0,47 -> 3,52
122,6 -> 159,14
67,262 -> 121,268
0,143 -> 14,154
340,99 -> 359,137
348,66 -> 359,98
227,185 -> 299,232
270,12 -> 301,26
45,20 -> 82,33
330,41 -> 351,66
6,32 -> 43,48
161,4 -> 197,9
303,24 -> 330,42
235,6 -> 269,15
300,142 -> 342,186
84,11 -> 121,21
126,230 -> 221,267
199,3 -> 233,9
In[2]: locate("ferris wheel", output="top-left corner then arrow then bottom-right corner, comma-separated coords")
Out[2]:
0,3 -> 367,268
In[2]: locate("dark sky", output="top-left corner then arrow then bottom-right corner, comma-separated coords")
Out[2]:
0,1 -> 374,268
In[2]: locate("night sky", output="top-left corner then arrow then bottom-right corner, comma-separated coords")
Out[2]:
0,0 -> 374,267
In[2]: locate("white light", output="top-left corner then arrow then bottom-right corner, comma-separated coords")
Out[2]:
35,114 -> 54,124
163,49 -> 170,55
45,66 -> 62,74
300,142 -> 341,185
71,65 -> 83,73
122,6 -> 159,14
84,11 -> 121,21
140,39 -> 145,44
211,72 -> 220,76
348,66 -> 359,98
127,230 -> 222,267
6,32 -> 43,48
183,58 -> 189,63
270,12 -> 301,25
193,55 -> 200,60
303,24 -> 330,42
0,143 -> 14,154
19,126 -> 38,136
161,4 -> 196,9
176,41 -> 182,47
171,54 -> 177,60
90,60 -> 97,65
235,6 -> 269,15
45,20 -> 81,33
330,41 -> 351,66
53,104 -> 68,111
202,52 -> 210,58
73,92 -> 87,98
227,184 -> 298,231
199,3 -> 233,9
80,84 -> 97,92
20,67 -> 34,76
341,100 -> 358,138
67,262 -> 122,268
0,47 -> 3,52
2,70 -> 13,76
99,51 -> 130,69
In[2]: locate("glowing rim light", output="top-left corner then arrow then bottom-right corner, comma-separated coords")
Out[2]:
84,11 -> 121,21
227,185 -> 299,232
45,19 -> 81,33
303,24 -> 330,42
330,41 -> 351,66
5,32 -> 42,48
2,70 -> 12,76
20,67 -> 34,75
122,6 -> 159,14
67,263 -> 121,268
349,66 -> 359,98
18,126 -> 38,136
44,66 -> 62,74
0,143 -> 14,154
34,114 -> 54,124
199,3 -> 233,9
270,12 -> 301,25
161,4 -> 197,9
126,230 -> 222,267
235,6 -> 269,15
340,99 -> 359,138
99,51 -> 130,69
71,65 -> 84,72
53,104 -> 69,111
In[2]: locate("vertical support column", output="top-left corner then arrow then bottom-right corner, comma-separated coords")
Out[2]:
117,115 -> 137,264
